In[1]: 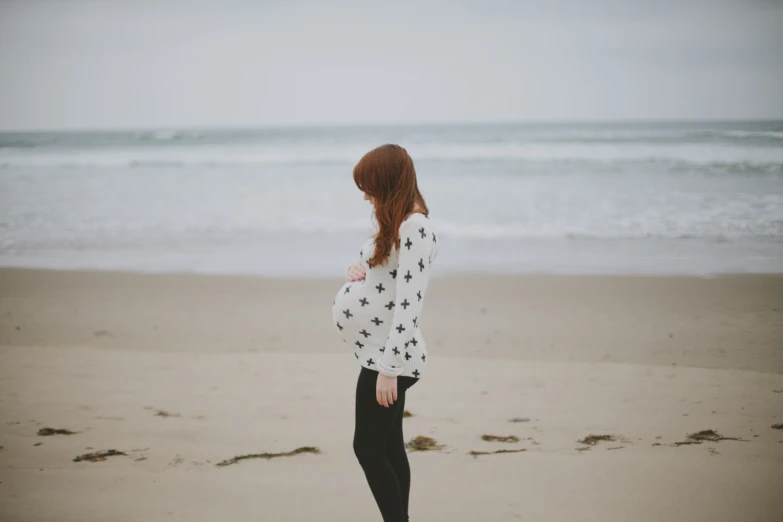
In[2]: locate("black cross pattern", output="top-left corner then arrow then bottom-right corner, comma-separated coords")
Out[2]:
337,217 -> 437,378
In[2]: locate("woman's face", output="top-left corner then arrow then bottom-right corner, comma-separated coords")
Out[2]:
364,192 -> 375,206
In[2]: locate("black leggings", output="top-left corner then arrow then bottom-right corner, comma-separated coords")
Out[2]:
353,366 -> 420,522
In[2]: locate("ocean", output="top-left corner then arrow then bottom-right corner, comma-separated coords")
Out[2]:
1,121 -> 782,277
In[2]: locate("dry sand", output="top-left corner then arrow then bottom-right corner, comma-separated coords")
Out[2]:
1,268 -> 782,522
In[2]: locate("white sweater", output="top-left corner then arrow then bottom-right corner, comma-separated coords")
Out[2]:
332,212 -> 439,378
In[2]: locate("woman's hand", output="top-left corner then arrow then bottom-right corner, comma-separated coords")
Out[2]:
376,373 -> 398,407
347,261 -> 366,282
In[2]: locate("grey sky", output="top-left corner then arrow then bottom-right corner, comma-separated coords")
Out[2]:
1,0 -> 782,131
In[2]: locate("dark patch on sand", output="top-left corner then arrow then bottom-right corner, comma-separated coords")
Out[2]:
405,436 -> 446,452
144,406 -> 181,418
38,428 -> 78,436
169,455 -> 184,466
74,449 -> 127,462
578,434 -> 616,446
403,410 -> 412,418
673,429 -> 745,446
771,424 -> 783,430
215,446 -> 320,467
481,434 -> 520,443
468,448 -> 526,457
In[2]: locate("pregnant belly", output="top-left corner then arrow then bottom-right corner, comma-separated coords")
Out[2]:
332,277 -> 393,347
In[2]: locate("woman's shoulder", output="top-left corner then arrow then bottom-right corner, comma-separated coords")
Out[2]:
401,211 -> 431,227
399,211 -> 436,240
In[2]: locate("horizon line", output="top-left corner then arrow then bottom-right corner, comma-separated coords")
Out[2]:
1,117 -> 782,134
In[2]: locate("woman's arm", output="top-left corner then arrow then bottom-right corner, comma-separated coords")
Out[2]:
377,218 -> 433,377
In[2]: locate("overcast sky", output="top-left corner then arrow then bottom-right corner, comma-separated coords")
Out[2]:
1,0 -> 782,131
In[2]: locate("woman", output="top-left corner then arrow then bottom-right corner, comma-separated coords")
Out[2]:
331,144 -> 439,522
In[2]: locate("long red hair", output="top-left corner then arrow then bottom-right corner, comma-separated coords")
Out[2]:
353,144 -> 429,267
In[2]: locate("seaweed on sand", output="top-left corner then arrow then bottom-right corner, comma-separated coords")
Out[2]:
215,446 -> 320,467
405,436 -> 446,452
673,429 -> 745,446
38,428 -> 78,436
73,449 -> 127,462
578,434 -> 616,446
481,434 -> 520,443
468,448 -> 526,457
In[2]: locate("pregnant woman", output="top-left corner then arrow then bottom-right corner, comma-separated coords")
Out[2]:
332,144 -> 439,522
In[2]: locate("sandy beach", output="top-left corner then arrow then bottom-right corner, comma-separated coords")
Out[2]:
1,268 -> 782,522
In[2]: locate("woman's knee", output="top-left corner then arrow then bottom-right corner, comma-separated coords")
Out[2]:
353,432 -> 367,459
353,434 -> 383,463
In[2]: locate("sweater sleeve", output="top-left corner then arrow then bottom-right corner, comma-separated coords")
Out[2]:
377,218 -> 433,377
